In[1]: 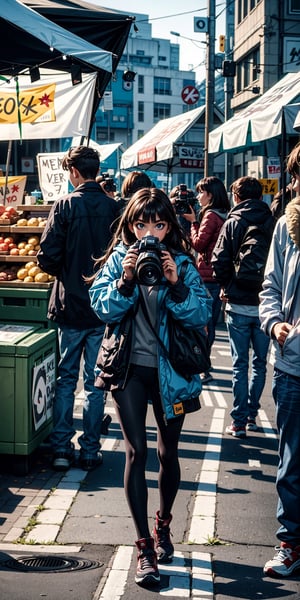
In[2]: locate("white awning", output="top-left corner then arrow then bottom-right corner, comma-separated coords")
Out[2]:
209,71 -> 300,153
121,106 -> 207,173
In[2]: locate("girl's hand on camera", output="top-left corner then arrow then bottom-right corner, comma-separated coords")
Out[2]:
122,247 -> 138,281
161,251 -> 178,284
182,207 -> 196,222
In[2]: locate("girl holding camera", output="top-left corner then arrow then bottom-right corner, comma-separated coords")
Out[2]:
89,187 -> 211,587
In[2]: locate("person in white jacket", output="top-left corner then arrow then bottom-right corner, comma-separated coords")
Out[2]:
259,167 -> 300,578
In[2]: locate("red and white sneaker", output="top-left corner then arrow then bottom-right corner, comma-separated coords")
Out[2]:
264,542 -> 300,577
225,422 -> 246,438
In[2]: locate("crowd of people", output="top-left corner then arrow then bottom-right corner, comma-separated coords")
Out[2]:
37,142 -> 300,587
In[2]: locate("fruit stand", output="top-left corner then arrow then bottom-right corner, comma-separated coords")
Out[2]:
0,204 -> 54,329
0,204 -> 57,473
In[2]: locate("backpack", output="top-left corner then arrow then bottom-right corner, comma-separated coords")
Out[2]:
233,219 -> 273,290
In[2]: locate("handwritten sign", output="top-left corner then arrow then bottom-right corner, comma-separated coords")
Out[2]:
0,175 -> 27,206
37,152 -> 68,203
259,178 -> 279,195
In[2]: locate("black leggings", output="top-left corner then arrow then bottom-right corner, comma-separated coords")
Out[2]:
113,364 -> 184,540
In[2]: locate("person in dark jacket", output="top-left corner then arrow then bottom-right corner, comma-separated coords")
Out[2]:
37,145 -> 119,472
211,176 -> 274,438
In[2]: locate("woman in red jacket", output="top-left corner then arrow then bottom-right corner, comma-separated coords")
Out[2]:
182,176 -> 230,383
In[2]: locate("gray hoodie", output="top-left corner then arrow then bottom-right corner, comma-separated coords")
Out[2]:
259,197 -> 300,376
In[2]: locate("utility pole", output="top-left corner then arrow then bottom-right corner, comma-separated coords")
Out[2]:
224,0 -> 235,188
204,0 -> 216,176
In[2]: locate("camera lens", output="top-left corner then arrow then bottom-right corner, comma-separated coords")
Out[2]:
135,252 -> 163,285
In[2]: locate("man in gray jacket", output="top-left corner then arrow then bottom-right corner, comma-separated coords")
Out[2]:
259,181 -> 300,578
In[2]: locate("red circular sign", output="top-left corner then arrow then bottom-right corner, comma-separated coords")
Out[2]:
181,85 -> 200,105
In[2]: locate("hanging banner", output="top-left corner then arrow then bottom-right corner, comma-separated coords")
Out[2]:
37,152 -> 68,203
0,175 -> 27,206
0,70 -> 97,140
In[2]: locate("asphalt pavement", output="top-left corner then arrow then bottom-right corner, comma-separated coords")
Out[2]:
0,323 -> 300,600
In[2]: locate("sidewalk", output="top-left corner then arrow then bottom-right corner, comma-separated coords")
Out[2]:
1,324 -> 299,600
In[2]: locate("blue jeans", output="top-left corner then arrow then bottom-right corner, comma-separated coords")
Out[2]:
50,324 -> 105,459
204,281 -> 222,349
226,311 -> 269,426
273,368 -> 300,544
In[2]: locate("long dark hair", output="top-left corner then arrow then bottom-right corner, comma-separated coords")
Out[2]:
90,187 -> 193,277
196,176 -> 230,222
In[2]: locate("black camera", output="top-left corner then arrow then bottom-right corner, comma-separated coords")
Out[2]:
174,184 -> 196,215
134,236 -> 167,286
102,173 -> 116,193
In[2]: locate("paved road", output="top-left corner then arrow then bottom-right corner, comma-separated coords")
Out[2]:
0,324 -> 300,599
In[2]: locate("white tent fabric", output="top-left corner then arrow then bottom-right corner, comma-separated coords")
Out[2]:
0,71 -> 97,140
71,139 -> 123,162
121,106 -> 206,173
292,106 -> 300,131
3,0 -> 112,73
209,72 -> 300,153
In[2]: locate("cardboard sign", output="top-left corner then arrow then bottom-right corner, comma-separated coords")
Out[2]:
37,152 -> 68,203
0,175 -> 27,206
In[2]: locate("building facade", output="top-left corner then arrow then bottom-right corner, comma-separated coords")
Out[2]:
226,0 -> 300,180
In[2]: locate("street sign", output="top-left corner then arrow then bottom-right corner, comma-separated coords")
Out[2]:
194,17 -> 208,33
181,85 -> 200,105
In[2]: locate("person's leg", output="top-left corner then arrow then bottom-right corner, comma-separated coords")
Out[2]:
248,317 -> 269,420
226,311 -> 251,428
274,370 -> 300,544
78,326 -> 105,461
153,401 -> 184,519
50,325 -> 84,454
264,369 -> 300,577
152,382 -> 184,562
204,281 -> 222,349
113,365 -> 150,540
113,365 -> 160,585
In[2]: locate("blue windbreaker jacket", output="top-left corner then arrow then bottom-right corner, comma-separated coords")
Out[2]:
89,242 -> 212,421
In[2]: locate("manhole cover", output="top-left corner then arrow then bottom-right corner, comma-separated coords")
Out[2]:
1,555 -> 102,573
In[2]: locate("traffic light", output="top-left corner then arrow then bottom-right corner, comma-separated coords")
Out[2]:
219,34 -> 225,53
122,70 -> 136,82
222,60 -> 236,77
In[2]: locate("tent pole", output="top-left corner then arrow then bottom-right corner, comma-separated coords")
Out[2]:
281,110 -> 287,214
4,140 -> 13,206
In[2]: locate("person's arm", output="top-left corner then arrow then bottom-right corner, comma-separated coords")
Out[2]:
89,249 -> 139,323
37,202 -> 66,275
165,260 -> 212,329
259,220 -> 286,338
211,220 -> 236,287
189,212 -> 218,254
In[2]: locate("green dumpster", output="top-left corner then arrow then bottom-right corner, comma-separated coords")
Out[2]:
0,323 -> 56,472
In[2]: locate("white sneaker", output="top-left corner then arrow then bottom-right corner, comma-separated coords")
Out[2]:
264,542 -> 300,577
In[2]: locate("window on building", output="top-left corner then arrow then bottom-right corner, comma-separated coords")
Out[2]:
138,75 -> 144,94
236,47 -> 260,93
138,101 -> 144,122
138,130 -> 144,139
290,0 -> 300,11
153,103 -> 171,121
154,77 -> 171,95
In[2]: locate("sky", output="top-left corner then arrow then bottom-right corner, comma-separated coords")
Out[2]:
96,1 -> 226,81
